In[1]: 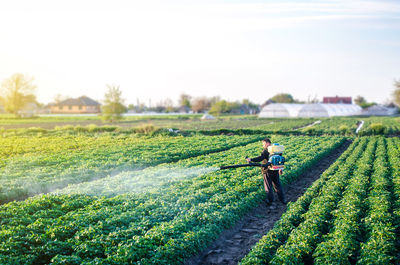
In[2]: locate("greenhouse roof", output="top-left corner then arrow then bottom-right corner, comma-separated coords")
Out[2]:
259,103 -> 362,118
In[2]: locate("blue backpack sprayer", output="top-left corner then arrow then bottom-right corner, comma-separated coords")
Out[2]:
219,143 -> 285,170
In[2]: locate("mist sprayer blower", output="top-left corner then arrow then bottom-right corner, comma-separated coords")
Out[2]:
219,143 -> 285,171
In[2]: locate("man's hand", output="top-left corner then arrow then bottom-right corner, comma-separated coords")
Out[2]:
279,169 -> 283,175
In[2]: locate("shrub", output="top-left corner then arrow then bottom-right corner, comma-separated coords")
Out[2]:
369,123 -> 386,135
86,124 -> 119,133
133,124 -> 159,134
338,124 -> 350,134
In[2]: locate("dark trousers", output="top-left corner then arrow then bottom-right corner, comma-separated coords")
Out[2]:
263,171 -> 285,203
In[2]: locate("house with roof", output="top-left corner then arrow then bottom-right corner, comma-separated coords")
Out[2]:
50,96 -> 101,114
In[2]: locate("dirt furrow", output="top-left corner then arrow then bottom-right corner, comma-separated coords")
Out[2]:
185,139 -> 352,265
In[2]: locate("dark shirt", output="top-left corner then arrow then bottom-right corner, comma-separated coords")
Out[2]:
250,149 -> 269,163
250,149 -> 276,175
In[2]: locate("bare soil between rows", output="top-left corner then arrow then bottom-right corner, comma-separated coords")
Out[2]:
184,139 -> 352,265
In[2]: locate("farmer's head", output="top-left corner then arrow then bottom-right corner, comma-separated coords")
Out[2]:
262,138 -> 271,149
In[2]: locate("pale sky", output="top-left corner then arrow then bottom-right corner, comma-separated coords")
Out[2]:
1,0 -> 399,105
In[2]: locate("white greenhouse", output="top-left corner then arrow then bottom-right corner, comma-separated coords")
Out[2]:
258,104 -> 304,118
259,103 -> 362,118
361,105 -> 398,116
298,104 -> 362,117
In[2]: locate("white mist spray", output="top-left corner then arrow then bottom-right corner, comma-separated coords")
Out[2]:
53,165 -> 219,197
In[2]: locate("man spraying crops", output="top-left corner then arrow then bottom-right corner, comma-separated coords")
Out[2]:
246,138 -> 286,205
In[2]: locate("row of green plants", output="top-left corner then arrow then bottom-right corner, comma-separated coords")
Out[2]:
357,138 -> 396,264
300,117 -> 359,135
2,116 -> 399,137
0,118 -> 316,136
312,138 -> 377,264
0,134 -> 264,203
358,117 -> 400,136
0,124 -> 180,137
0,135 -> 345,264
251,118 -> 317,132
240,136 -> 399,264
387,137 -> 400,262
0,114 -> 203,124
296,117 -> 400,136
195,117 -> 400,136
195,118 -> 320,136
240,137 -> 366,264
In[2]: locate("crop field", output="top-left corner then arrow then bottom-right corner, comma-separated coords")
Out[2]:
0,116 -> 399,265
241,136 -> 400,264
1,134 -> 264,203
0,135 -> 344,264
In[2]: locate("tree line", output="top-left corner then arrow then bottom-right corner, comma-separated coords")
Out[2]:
1,73 -> 400,120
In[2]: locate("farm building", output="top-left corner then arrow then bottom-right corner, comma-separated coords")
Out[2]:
259,103 -> 362,118
51,96 -> 101,114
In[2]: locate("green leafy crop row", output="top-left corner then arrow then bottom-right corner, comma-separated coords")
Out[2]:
241,136 -> 400,265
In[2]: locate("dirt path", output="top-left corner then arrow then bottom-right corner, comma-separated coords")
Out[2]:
184,139 -> 352,265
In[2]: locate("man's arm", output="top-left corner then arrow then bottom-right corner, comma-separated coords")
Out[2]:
247,150 -> 268,162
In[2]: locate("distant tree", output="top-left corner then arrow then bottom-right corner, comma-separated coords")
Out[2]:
209,96 -> 221,106
101,84 -> 127,122
1,73 -> 37,117
242,99 -> 251,105
0,96 -> 4,112
354,95 -> 376,109
270,93 -> 295,103
354,95 -> 367,106
242,99 -> 260,114
242,99 -> 258,108
393,80 -> 400,106
209,100 -> 229,115
178,94 -> 191,108
191,97 -> 210,113
127,104 -> 135,110
138,103 -> 147,112
164,98 -> 174,113
210,100 -> 241,115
